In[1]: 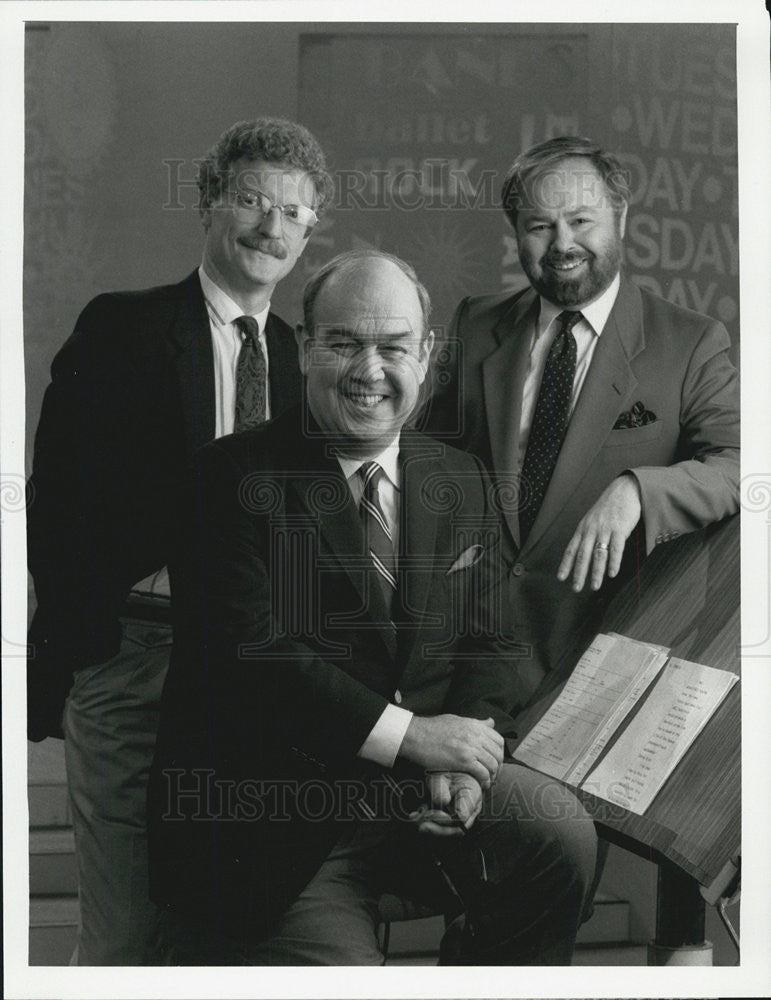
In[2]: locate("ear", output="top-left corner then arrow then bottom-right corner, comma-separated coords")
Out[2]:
417,330 -> 435,383
200,200 -> 212,232
294,324 -> 310,376
617,201 -> 628,240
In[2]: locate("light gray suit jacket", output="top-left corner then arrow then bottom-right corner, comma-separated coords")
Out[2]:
426,274 -> 739,700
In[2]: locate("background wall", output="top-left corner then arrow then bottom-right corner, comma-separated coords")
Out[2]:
24,20 -> 738,470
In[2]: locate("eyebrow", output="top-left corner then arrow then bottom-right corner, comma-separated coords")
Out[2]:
235,184 -> 306,206
315,327 -> 417,340
523,204 -> 599,219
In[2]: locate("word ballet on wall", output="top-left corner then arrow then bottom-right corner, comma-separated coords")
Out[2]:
300,26 -> 738,345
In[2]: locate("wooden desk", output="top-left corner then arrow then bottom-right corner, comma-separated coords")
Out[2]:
512,515 -> 740,960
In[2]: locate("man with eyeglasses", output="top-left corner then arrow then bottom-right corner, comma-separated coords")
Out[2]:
26,117 -> 332,964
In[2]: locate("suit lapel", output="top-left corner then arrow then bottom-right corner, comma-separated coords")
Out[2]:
286,432 -> 397,659
482,289 -> 539,549
522,276 -> 645,553
396,439 -> 444,674
169,278 -> 301,464
265,314 -> 302,415
168,270 -> 216,459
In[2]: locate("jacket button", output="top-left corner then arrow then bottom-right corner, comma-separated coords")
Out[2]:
394,689 -> 402,704
512,563 -> 525,577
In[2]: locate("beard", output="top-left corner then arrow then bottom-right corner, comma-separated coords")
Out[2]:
520,238 -> 623,308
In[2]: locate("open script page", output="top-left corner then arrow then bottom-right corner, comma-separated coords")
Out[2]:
583,657 -> 739,815
513,633 -> 670,783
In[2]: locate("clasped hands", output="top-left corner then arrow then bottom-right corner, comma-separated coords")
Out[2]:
411,770 -> 484,837
399,713 -> 504,837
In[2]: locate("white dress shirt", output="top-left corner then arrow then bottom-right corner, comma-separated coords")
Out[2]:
131,266 -> 271,598
336,440 -> 414,768
198,264 -> 272,437
517,274 -> 621,468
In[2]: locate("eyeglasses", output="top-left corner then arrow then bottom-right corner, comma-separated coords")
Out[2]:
229,186 -> 318,234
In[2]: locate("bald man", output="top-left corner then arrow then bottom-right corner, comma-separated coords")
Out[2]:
148,250 -> 597,966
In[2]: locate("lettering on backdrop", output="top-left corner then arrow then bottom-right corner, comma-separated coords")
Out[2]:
301,30 -> 736,333
302,33 -> 589,321
25,26 -> 118,345
610,37 -> 738,326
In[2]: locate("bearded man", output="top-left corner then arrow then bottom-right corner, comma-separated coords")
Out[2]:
427,135 -> 739,700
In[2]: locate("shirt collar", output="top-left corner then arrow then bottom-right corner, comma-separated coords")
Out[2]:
337,436 -> 401,490
538,272 -> 621,339
198,264 -> 271,334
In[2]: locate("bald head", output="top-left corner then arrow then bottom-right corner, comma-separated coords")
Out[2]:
296,250 -> 434,457
302,249 -> 431,340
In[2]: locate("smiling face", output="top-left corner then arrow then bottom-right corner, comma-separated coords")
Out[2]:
515,156 -> 627,309
201,157 -> 315,312
296,258 -> 434,458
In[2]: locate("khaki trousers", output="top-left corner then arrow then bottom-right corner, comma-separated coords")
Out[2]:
63,618 -> 171,965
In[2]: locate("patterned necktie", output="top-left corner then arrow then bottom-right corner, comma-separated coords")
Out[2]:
358,461 -> 397,608
519,310 -> 582,544
234,315 -> 267,432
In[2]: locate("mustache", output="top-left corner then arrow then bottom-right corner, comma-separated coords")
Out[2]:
543,251 -> 592,266
240,237 -> 288,260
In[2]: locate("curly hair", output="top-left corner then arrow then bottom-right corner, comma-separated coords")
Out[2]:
501,135 -> 631,227
197,118 -> 334,219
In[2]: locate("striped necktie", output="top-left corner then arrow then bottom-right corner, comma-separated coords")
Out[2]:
234,314 -> 267,432
358,461 -> 397,607
519,310 -> 581,544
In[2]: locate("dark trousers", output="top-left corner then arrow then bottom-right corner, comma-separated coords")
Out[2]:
157,762 -> 597,965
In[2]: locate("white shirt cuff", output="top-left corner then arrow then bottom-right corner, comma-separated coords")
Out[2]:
358,704 -> 413,768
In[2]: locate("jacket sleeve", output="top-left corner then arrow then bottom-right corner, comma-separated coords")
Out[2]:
631,319 -> 740,552
27,296 -> 161,739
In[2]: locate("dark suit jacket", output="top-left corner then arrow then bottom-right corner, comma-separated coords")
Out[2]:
27,270 -> 302,740
425,274 -> 740,698
147,406 -> 522,934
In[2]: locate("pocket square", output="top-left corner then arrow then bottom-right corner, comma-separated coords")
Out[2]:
613,400 -> 657,429
447,544 -> 485,575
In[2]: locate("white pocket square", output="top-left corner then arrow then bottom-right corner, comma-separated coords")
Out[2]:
447,544 -> 485,575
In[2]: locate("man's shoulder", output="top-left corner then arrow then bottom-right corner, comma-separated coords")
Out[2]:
401,432 -> 491,517
206,420 -> 487,478
84,274 -> 293,352
454,285 -> 533,328
79,270 -> 202,326
62,271 -> 199,342
200,406 -> 304,467
615,277 -> 733,364
49,271 -> 205,375
265,309 -> 294,337
402,430 -> 486,475
624,276 -> 727,337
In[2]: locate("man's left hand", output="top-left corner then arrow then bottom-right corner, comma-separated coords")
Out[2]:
557,474 -> 642,592
412,771 -> 484,838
